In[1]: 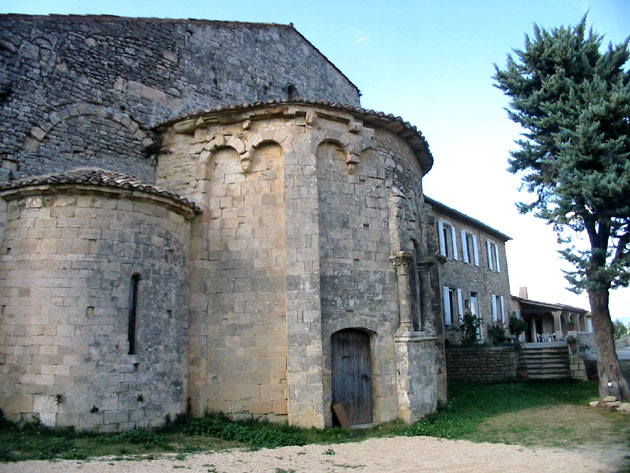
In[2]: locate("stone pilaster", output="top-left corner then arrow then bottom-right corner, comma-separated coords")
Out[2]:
391,251 -> 414,333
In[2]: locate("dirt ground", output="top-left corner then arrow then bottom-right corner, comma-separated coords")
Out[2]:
0,435 -> 626,473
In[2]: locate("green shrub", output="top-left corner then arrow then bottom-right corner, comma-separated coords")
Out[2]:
508,316 -> 528,339
459,312 -> 481,346
488,325 -> 506,346
114,429 -> 168,447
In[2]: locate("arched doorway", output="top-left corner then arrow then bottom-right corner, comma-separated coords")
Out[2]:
331,329 -> 372,425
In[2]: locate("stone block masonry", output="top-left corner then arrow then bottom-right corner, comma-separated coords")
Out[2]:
0,14 -> 446,431
0,15 -> 360,181
446,346 -> 517,382
157,101 -> 438,428
0,178 -> 196,431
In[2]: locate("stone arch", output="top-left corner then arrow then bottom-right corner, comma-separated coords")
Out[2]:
249,141 -> 284,174
316,140 -> 349,177
324,319 -> 379,340
246,129 -> 292,157
24,102 -> 151,152
205,146 -> 242,184
202,134 -> 249,171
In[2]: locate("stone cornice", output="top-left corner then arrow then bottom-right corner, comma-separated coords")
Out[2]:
155,99 -> 434,175
0,168 -> 201,218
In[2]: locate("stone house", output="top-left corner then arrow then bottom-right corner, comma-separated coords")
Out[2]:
512,288 -> 591,344
0,14 -> 447,432
424,197 -> 513,344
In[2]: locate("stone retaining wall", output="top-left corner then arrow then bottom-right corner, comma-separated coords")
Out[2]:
445,346 -> 517,382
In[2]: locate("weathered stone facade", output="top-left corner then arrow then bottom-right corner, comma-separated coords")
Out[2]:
0,15 -> 359,182
0,169 -> 198,430
156,101 -> 437,427
0,15 -> 450,431
425,197 -> 513,344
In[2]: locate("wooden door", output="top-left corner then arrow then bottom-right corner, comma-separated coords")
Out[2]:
331,329 -> 372,425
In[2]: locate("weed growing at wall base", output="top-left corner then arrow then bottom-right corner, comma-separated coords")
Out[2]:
1,380 -> 626,462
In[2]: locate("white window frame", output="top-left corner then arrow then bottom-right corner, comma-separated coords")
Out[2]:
461,231 -> 479,266
443,286 -> 452,325
470,292 -> 482,342
438,220 -> 459,260
456,288 -> 463,323
491,294 -> 505,324
451,226 -> 459,261
461,230 -> 469,263
487,240 -> 501,272
442,286 -> 462,326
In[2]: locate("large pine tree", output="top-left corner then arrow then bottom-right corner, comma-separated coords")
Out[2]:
494,16 -> 630,401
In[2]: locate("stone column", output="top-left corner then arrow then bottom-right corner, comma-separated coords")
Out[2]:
552,310 -> 563,341
390,251 -> 414,333
417,257 -> 435,333
529,317 -> 537,343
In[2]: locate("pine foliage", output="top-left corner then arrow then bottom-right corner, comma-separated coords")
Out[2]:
494,16 -> 630,293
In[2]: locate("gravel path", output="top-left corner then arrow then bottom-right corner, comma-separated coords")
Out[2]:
0,436 -> 623,473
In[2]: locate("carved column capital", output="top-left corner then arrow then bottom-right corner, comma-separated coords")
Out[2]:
390,250 -> 413,269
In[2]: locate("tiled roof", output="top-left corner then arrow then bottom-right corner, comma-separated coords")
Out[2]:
0,167 -> 201,213
511,296 -> 589,314
155,98 -> 434,174
424,196 -> 511,242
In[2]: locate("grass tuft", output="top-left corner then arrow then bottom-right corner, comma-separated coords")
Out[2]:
0,379 -> 626,463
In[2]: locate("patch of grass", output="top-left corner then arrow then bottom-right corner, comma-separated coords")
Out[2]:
1,379 -> 626,463
180,412 -> 307,449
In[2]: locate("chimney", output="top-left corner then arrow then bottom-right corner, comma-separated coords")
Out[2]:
519,287 -> 529,299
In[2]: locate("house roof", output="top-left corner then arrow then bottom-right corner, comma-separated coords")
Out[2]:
424,196 -> 511,242
511,295 -> 588,315
0,14 -> 360,96
0,167 -> 201,213
156,98 -> 434,174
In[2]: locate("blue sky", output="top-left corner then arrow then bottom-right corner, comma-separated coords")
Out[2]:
3,0 -> 630,324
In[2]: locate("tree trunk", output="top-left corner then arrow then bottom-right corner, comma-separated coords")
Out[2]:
589,290 -> 630,401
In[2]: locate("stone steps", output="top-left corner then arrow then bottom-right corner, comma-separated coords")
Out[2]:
519,345 -> 570,379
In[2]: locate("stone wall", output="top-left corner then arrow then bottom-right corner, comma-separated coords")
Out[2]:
157,101 -> 438,428
445,346 -> 517,382
569,352 -> 588,381
0,15 -> 360,181
0,186 -> 194,431
427,202 -> 512,344
162,137 -> 289,421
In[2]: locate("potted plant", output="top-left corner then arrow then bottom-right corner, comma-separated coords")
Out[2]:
567,321 -> 576,331
566,335 -> 579,353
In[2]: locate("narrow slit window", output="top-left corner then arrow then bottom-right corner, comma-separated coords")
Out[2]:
128,274 -> 140,355
287,83 -> 298,100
